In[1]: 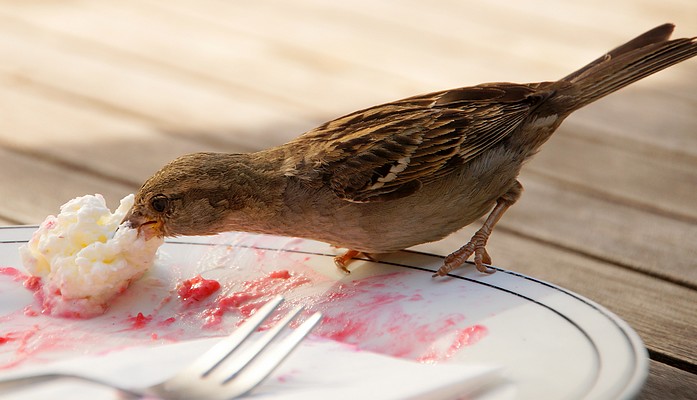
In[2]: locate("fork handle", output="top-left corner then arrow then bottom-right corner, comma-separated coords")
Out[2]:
0,373 -> 145,398
0,373 -> 65,392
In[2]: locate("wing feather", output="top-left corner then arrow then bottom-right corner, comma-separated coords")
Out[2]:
284,83 -> 552,202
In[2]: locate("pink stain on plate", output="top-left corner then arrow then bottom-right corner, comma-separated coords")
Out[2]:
177,275 -> 221,304
0,335 -> 16,345
0,267 -> 29,282
201,270 -> 312,328
128,313 -> 153,329
0,238 -> 489,370
23,276 -> 42,292
308,272 -> 489,361
0,325 -> 56,370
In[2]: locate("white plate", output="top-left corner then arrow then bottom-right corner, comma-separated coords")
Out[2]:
0,226 -> 647,399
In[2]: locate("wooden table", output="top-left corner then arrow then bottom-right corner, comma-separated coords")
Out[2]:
0,1 -> 695,398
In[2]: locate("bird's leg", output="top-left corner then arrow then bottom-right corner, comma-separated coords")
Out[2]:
434,181 -> 522,277
334,249 -> 362,273
334,250 -> 377,273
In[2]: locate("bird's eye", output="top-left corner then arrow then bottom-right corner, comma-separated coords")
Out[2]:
150,195 -> 169,213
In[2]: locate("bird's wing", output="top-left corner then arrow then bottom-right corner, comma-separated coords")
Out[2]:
285,83 -> 552,203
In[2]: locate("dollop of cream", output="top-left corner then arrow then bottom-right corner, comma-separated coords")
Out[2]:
19,194 -> 163,317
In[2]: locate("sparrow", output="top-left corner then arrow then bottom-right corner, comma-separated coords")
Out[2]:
124,23 -> 697,276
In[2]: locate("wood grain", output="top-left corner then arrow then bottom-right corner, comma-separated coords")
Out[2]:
0,148 -> 134,223
639,361 -> 697,399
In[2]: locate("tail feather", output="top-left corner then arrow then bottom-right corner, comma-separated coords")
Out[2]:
558,24 -> 697,110
562,23 -> 676,82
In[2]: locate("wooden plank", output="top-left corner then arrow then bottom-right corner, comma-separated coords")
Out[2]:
2,1 -> 695,155
153,0 -> 697,90
160,0 -> 697,81
455,0 -> 697,49
639,361 -> 697,399
415,228 -> 697,366
0,148 -> 134,224
0,16 -> 313,147
526,126 -> 697,221
506,173 -> 697,287
119,0 -> 439,106
566,87 -> 697,156
0,1 -> 406,117
0,217 -> 20,226
0,76 -> 231,184
290,0 -> 616,78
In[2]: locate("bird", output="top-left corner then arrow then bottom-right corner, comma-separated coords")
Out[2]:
123,23 -> 697,277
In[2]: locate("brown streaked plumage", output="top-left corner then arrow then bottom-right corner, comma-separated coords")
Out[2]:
124,24 -> 697,276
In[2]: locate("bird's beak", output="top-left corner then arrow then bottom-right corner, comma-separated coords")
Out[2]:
121,207 -> 164,240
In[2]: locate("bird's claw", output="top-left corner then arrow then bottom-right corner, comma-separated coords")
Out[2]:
334,249 -> 362,274
433,231 -> 495,277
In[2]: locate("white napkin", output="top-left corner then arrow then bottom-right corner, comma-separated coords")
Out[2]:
0,336 -> 509,400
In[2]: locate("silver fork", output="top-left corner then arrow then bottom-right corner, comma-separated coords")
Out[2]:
0,296 -> 322,399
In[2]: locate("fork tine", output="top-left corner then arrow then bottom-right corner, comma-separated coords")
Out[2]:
217,311 -> 323,398
178,295 -> 284,379
207,305 -> 304,382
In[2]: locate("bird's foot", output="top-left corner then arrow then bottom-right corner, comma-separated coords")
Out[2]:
433,230 -> 495,277
333,249 -> 377,273
334,249 -> 362,274
433,181 -> 521,277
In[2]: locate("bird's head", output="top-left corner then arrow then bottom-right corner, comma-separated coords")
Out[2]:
123,152 -> 251,239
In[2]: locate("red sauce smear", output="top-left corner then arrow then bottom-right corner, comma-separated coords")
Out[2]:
177,275 -> 221,304
23,276 -> 42,292
0,267 -> 29,282
128,313 -> 153,329
203,270 -> 311,327
0,335 -> 16,345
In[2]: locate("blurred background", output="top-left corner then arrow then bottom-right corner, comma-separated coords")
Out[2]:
0,1 -> 695,397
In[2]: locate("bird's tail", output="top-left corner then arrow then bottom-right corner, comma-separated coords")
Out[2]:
557,23 -> 697,110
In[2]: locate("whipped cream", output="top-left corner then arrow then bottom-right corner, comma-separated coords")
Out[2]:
19,194 -> 164,317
